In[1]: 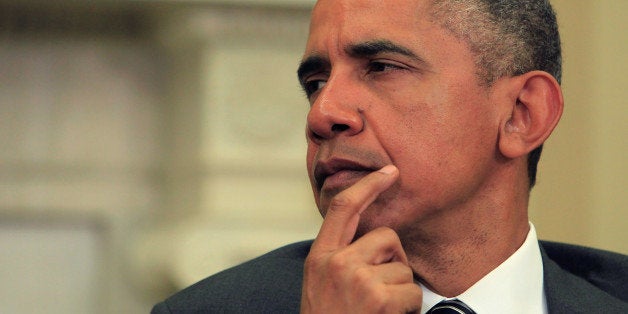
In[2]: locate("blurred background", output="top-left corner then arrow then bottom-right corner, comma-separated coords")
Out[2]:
0,0 -> 625,313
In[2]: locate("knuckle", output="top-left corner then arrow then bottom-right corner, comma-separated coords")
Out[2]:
352,266 -> 372,286
412,284 -> 422,295
302,260 -> 320,282
304,251 -> 326,268
327,252 -> 349,273
391,262 -> 414,281
364,288 -> 388,312
375,226 -> 400,241
403,266 -> 415,281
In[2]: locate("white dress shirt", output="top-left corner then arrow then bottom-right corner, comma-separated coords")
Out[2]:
420,223 -> 548,313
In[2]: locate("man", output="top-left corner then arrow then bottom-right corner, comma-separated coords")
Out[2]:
152,0 -> 628,313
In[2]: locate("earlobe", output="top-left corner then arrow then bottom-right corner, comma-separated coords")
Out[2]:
498,71 -> 564,159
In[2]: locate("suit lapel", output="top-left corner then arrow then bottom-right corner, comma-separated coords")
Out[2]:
540,242 -> 628,313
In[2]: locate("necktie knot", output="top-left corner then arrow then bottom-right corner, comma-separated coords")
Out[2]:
426,299 -> 476,314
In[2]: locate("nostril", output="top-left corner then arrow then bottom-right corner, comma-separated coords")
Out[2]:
331,124 -> 350,133
306,127 -> 324,143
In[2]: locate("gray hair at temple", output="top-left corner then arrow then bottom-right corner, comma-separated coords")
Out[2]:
429,0 -> 562,188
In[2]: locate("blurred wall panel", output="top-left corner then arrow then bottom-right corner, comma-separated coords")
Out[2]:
133,4 -> 320,293
0,3 -> 167,313
0,221 -> 102,313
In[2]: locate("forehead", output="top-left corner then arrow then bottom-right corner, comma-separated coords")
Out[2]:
306,0 -> 432,54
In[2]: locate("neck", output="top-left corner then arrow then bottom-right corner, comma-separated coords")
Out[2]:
402,180 -> 531,297
409,220 -> 529,297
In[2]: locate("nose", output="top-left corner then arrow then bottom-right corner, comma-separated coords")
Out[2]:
306,78 -> 364,143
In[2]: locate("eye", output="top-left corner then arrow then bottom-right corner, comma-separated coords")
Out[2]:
367,60 -> 406,74
303,79 -> 327,99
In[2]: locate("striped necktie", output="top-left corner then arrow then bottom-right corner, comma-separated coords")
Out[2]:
426,299 -> 476,314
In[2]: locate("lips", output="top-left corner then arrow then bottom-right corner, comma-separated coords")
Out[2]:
314,158 -> 379,192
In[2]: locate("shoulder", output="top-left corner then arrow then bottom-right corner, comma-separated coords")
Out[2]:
152,240 -> 313,314
539,240 -> 628,312
541,240 -> 627,267
540,240 -> 628,293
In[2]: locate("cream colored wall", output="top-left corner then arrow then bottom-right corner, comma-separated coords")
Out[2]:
133,4 -> 320,296
530,0 -> 628,254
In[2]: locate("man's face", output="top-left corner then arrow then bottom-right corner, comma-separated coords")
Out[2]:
300,0 -> 503,236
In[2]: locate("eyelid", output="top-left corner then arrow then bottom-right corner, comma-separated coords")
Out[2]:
364,59 -> 410,76
304,75 -> 328,91
302,72 -> 329,99
304,71 -> 328,82
369,58 -> 409,69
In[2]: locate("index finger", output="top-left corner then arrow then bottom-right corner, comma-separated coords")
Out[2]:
312,165 -> 399,252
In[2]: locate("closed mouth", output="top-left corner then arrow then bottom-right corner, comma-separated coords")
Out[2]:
314,158 -> 378,191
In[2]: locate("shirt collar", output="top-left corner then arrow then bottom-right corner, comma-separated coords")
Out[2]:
419,223 -> 547,314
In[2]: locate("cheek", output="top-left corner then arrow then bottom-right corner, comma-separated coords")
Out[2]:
306,141 -> 318,177
306,143 -> 321,206
383,97 -> 497,193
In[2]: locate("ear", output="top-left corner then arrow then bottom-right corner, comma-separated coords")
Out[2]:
498,71 -> 564,159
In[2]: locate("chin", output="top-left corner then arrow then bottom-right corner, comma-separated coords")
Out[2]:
353,213 -> 400,240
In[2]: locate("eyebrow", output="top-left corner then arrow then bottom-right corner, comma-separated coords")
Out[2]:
346,40 -> 421,61
296,39 -> 426,88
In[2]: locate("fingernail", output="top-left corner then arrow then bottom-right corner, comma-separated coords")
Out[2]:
378,165 -> 397,175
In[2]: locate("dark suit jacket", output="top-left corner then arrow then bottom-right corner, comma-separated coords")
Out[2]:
152,240 -> 628,313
